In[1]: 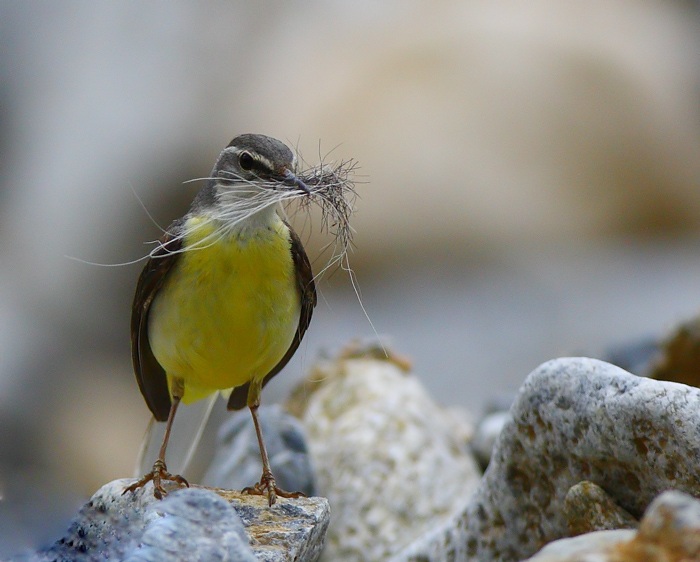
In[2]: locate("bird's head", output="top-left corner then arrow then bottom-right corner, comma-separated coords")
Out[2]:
213,134 -> 310,199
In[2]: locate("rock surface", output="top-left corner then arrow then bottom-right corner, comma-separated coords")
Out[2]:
526,490 -> 700,561
470,410 -> 512,470
293,353 -> 481,561
9,479 -> 329,562
464,357 -> 700,561
13,354 -> 700,561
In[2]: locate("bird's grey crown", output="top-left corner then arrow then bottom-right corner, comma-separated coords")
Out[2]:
189,134 -> 296,215
226,133 -> 295,167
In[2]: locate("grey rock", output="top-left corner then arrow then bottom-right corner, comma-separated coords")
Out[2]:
470,410 -> 512,469
563,481 -> 637,536
464,357 -> 700,561
297,356 -> 481,561
124,488 -> 255,562
10,478 -> 329,562
393,357 -> 700,561
202,404 -> 316,497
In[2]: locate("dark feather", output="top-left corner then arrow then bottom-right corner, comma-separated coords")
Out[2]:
227,223 -> 317,410
131,221 -> 183,421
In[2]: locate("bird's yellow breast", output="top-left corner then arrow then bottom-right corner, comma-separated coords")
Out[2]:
148,215 -> 301,404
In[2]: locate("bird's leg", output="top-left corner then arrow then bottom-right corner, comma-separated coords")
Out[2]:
242,383 -> 305,506
123,382 -> 189,499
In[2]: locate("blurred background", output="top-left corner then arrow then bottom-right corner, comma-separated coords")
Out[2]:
1,0 -> 699,554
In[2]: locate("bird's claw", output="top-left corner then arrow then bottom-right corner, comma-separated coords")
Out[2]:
122,459 -> 189,499
242,471 -> 305,507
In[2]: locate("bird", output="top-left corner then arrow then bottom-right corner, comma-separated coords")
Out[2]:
123,133 -> 317,506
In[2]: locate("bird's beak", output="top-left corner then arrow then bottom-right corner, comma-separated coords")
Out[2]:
279,169 -> 311,195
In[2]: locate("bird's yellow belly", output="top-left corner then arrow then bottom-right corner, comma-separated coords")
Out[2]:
148,218 -> 300,404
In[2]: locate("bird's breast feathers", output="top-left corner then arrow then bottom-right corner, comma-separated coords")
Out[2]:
147,215 -> 301,403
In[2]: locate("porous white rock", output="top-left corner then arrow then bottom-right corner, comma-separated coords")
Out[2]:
296,356 -> 481,561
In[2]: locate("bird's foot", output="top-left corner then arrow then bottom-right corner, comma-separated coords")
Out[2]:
242,470 -> 305,507
122,459 -> 189,500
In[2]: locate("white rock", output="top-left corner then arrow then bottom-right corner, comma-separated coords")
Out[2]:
298,357 -> 481,561
524,530 -> 635,561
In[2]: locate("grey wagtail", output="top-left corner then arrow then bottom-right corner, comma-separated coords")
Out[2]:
124,134 -> 317,506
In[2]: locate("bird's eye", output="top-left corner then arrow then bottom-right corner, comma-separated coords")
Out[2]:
238,152 -> 254,171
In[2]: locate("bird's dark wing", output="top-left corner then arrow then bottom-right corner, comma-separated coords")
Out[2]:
227,224 -> 317,410
131,221 -> 183,421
